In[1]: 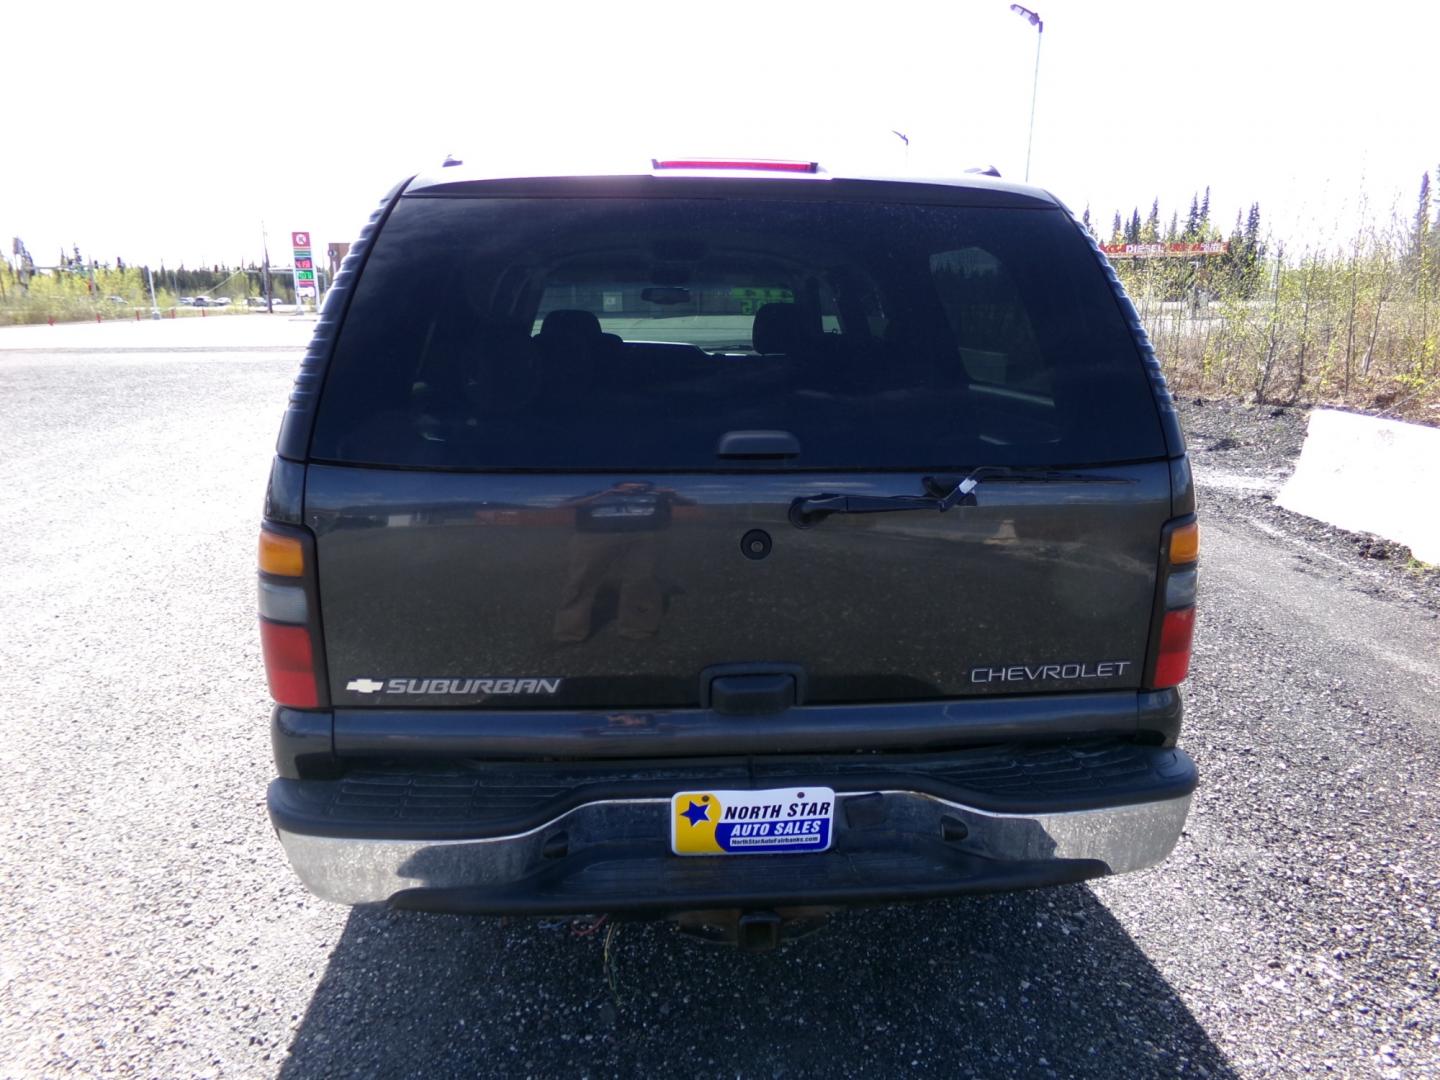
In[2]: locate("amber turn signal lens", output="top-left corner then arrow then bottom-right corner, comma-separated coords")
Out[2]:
1169,521 -> 1200,565
259,530 -> 304,576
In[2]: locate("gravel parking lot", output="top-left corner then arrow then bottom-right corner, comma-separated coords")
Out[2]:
1,322 -> 1437,1078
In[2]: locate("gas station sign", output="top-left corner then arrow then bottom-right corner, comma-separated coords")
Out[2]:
291,231 -> 315,297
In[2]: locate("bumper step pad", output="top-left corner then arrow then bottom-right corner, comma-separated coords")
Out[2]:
270,740 -> 1197,841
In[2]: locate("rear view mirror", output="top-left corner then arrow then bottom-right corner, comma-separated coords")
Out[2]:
641,287 -> 692,306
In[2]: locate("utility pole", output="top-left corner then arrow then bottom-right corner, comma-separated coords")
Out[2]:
261,221 -> 273,313
1009,5 -> 1044,183
146,265 -> 160,318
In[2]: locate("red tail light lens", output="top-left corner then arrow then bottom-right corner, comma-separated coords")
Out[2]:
259,619 -> 319,707
1152,607 -> 1196,689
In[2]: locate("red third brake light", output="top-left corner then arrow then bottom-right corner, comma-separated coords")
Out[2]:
1153,607 -> 1196,689
260,620 -> 319,707
652,158 -> 819,174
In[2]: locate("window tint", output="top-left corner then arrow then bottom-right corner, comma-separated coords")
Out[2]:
311,196 -> 1164,470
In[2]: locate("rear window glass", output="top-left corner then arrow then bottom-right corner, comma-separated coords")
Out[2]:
311,196 -> 1164,470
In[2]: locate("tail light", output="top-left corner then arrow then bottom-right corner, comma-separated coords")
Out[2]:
259,530 -> 305,576
1153,607 -> 1196,688
260,622 -> 318,707
651,158 -> 819,174
1148,520 -> 1198,689
258,525 -> 325,708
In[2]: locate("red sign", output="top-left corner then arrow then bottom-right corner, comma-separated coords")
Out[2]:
291,229 -> 317,294
1100,241 -> 1230,259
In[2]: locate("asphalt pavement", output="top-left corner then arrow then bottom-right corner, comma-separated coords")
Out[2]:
0,320 -> 1436,1078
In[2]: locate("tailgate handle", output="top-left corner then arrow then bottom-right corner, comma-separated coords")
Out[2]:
709,674 -> 797,716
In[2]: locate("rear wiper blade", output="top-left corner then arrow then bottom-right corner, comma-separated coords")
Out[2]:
787,466 -> 1107,528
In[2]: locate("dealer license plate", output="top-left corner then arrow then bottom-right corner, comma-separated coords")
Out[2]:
670,787 -> 835,856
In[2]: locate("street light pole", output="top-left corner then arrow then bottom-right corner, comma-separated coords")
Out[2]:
261,220 -> 273,313
146,265 -> 160,319
1009,4 -> 1043,182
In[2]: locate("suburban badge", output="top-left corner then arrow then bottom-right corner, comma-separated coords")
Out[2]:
344,677 -> 563,695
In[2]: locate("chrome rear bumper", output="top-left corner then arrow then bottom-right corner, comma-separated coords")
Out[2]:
275,787 -> 1192,911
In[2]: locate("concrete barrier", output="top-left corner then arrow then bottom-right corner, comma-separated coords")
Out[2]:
1277,409 -> 1440,564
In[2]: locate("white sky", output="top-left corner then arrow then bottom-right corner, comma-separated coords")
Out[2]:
3,0 -> 1436,268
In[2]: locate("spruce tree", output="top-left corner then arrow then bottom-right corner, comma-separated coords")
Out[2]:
1224,210 -> 1246,293
1244,203 -> 1262,249
1184,194 -> 1200,240
1242,203 -> 1264,297
1199,186 -> 1211,233
1143,199 -> 1160,243
1111,211 -> 1123,244
1429,167 -> 1440,290
1416,172 -> 1431,263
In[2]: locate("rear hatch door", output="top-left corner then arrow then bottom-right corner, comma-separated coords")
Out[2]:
304,181 -> 1173,710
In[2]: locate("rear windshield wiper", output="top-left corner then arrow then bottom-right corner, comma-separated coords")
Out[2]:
788,466 -> 1109,527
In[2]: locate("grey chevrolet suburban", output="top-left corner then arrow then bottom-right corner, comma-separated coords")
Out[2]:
260,158 -> 1199,948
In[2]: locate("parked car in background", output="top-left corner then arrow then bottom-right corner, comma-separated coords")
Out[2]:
178,297 -> 196,306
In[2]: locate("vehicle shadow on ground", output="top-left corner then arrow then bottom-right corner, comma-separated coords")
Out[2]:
279,885 -> 1234,1079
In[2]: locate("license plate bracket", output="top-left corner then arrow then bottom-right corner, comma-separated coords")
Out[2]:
670,787 -> 835,855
